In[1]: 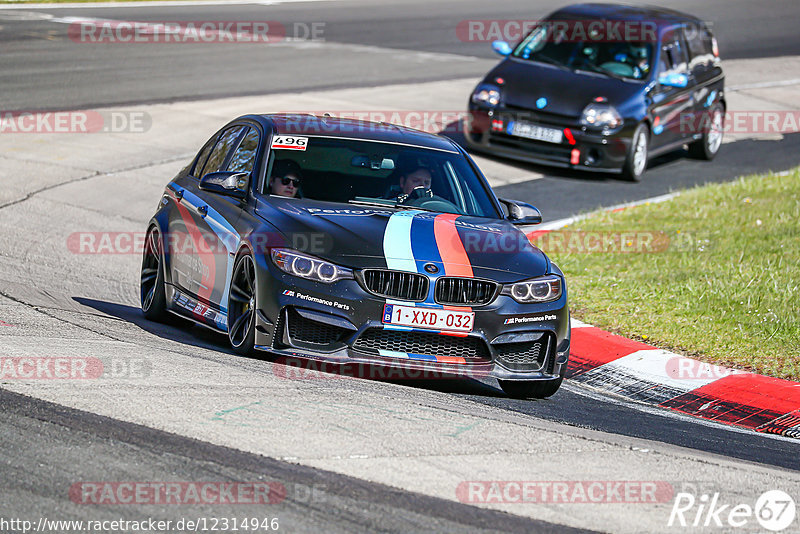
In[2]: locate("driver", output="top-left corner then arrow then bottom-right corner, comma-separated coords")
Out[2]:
384,162 -> 435,202
399,167 -> 432,196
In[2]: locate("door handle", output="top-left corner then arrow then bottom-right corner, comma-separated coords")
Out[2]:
197,205 -> 208,217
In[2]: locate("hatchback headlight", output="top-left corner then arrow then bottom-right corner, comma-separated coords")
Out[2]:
580,103 -> 622,130
270,249 -> 353,283
471,83 -> 501,107
502,275 -> 562,303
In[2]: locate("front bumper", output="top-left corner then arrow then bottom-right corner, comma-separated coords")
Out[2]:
464,106 -> 634,172
252,259 -> 570,382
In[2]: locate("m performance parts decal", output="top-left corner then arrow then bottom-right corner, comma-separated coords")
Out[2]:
282,290 -> 350,311
504,314 -> 557,325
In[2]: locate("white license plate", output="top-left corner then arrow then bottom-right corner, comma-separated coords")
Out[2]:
382,304 -> 474,333
509,121 -> 563,144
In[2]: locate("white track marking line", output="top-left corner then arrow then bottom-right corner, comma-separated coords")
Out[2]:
729,78 -> 800,91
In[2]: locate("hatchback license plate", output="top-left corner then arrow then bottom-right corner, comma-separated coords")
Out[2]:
509,121 -> 563,144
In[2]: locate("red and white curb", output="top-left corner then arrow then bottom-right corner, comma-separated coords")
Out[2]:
529,189 -> 800,439
567,318 -> 800,439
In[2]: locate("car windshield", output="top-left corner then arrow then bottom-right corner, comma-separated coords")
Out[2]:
511,20 -> 654,81
264,135 -> 501,218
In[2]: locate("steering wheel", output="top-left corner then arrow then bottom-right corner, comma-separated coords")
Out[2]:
400,186 -> 464,214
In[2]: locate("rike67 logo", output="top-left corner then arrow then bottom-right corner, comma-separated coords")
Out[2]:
669,489 -> 796,531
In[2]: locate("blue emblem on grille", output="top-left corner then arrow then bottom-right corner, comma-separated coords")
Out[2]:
536,97 -> 547,109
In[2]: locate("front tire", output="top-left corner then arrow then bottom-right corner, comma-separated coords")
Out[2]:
499,376 -> 563,399
228,252 -> 257,356
622,123 -> 649,182
688,104 -> 724,160
141,226 -> 169,322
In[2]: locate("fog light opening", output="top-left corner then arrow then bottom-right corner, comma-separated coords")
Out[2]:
586,149 -> 602,165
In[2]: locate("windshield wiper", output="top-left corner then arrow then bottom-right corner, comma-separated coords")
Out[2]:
575,64 -> 627,80
346,199 -> 434,212
347,199 -> 395,209
528,55 -> 570,70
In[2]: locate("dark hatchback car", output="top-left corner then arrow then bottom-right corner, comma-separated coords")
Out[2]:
465,3 -> 725,181
141,114 -> 570,398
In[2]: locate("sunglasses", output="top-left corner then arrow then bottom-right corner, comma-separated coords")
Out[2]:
277,176 -> 301,187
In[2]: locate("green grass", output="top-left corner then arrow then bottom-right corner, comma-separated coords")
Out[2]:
545,168 -> 800,381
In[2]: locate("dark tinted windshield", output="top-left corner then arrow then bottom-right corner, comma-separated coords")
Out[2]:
264,136 -> 500,218
512,21 -> 654,80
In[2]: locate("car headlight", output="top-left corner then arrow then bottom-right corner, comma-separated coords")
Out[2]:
580,103 -> 622,131
502,275 -> 562,303
471,83 -> 501,107
270,248 -> 353,283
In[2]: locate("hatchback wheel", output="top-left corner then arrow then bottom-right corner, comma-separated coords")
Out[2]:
622,123 -> 649,182
689,104 -> 724,160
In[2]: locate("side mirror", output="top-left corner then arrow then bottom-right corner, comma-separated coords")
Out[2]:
492,40 -> 513,57
199,171 -> 248,199
658,72 -> 689,88
499,198 -> 542,225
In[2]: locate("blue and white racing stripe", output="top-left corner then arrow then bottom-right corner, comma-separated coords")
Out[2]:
382,210 -> 423,273
382,210 -> 445,308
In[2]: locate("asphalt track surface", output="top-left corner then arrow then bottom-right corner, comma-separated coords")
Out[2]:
2,0 -> 800,110
1,0 -> 799,532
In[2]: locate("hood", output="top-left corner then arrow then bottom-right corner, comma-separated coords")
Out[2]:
255,198 -> 548,282
489,58 -> 642,117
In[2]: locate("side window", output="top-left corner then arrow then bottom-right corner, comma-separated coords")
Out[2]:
227,128 -> 260,174
684,24 -> 714,77
203,126 -> 246,176
192,136 -> 217,178
685,25 -> 706,59
658,29 -> 688,78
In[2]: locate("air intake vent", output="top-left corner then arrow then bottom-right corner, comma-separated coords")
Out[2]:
435,277 -> 498,306
361,269 -> 428,301
353,328 -> 491,361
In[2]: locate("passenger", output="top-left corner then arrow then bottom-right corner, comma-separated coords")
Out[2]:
269,160 -> 302,198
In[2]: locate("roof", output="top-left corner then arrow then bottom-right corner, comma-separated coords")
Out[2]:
242,114 -> 460,153
547,3 -> 702,27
